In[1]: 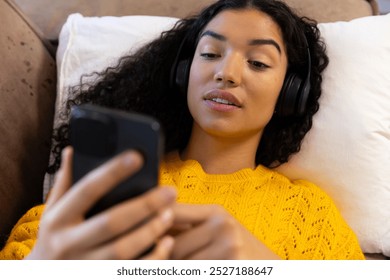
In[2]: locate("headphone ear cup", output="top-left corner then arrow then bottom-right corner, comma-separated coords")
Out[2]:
175,59 -> 191,94
276,73 -> 301,117
296,77 -> 310,116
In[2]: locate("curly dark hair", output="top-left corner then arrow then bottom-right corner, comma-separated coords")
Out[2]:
48,0 -> 328,174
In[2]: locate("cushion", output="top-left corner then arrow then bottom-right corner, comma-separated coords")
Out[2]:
56,13 -> 390,255
12,0 -> 376,41
283,0 -> 376,22
0,0 -> 56,247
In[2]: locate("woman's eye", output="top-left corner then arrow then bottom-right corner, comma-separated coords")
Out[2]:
200,53 -> 220,59
248,60 -> 269,70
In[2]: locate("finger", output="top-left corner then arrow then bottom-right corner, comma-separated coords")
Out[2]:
167,223 -> 193,237
173,204 -> 223,224
185,240 -> 228,260
45,147 -> 73,208
141,236 -> 174,260
171,218 -> 215,260
67,187 -> 176,249
84,207 -> 174,259
183,231 -> 278,260
52,150 -> 143,221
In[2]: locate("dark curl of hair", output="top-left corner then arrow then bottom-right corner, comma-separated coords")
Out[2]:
48,0 -> 328,174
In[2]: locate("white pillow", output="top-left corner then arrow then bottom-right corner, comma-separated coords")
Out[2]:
56,13 -> 390,255
56,14 -> 178,112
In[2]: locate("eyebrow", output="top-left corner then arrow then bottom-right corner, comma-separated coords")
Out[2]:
200,30 -> 282,54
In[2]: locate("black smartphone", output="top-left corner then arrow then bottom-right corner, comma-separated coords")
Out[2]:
69,104 -> 164,217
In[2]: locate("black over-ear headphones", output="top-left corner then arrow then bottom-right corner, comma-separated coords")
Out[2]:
275,41 -> 311,117
170,35 -> 311,118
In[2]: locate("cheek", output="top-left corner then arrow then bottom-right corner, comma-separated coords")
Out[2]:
253,76 -> 284,108
187,60 -> 206,91
271,76 -> 285,104
247,76 -> 285,125
187,70 -> 199,97
186,66 -> 202,117
187,61 -> 208,105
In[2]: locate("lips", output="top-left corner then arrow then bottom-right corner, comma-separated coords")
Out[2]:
203,90 -> 242,108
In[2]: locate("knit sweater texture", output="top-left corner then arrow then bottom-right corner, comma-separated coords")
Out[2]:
0,152 -> 364,259
160,152 -> 364,260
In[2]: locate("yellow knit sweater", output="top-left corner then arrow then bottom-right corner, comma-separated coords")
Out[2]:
0,152 -> 364,260
160,152 -> 364,260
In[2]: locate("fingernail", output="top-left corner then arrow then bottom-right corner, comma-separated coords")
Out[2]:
123,151 -> 142,167
160,209 -> 173,224
160,236 -> 174,249
160,187 -> 177,200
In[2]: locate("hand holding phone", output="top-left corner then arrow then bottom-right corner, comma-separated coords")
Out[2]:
27,146 -> 176,259
69,104 -> 164,217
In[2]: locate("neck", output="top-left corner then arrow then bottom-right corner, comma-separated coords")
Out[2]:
181,124 -> 262,174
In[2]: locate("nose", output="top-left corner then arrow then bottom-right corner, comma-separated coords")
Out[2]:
213,53 -> 243,86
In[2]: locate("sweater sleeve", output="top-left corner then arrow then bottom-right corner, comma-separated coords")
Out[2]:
0,205 -> 44,260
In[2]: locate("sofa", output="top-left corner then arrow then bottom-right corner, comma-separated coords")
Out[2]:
1,0 -> 387,259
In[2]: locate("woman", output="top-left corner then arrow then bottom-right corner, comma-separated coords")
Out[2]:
0,0 -> 364,260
